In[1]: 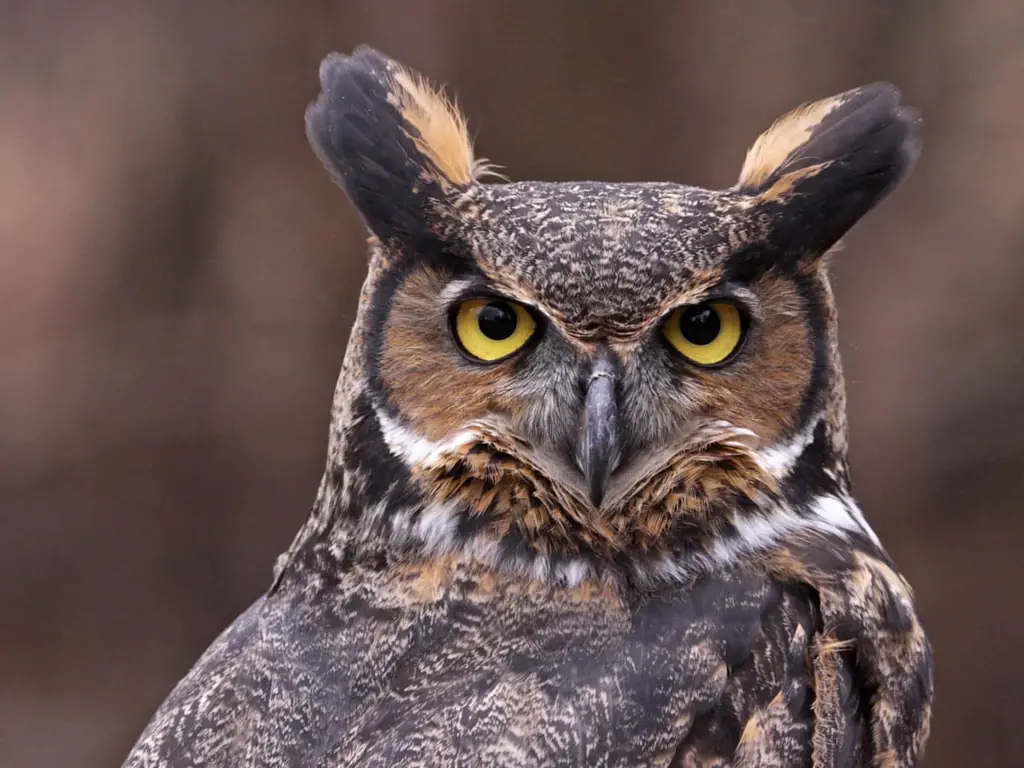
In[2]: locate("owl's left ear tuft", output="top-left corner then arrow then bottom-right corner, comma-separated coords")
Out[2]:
736,83 -> 921,259
306,46 -> 485,242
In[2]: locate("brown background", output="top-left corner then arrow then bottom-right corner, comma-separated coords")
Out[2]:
1,1 -> 1021,766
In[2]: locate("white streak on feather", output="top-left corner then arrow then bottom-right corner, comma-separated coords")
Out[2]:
709,507 -> 806,565
439,278 -> 478,305
708,492 -> 880,568
814,493 -> 882,547
376,408 -> 478,467
414,502 -> 459,555
530,555 -> 551,582
755,415 -> 821,478
556,559 -> 592,588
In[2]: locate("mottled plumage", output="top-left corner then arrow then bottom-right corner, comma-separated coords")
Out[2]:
125,47 -> 933,767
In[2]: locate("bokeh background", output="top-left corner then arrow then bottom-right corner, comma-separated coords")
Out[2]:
1,1 -> 1021,766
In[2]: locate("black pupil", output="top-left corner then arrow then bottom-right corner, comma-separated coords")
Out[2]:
477,302 -> 518,341
680,305 -> 721,346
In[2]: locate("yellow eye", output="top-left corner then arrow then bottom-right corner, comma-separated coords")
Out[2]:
453,298 -> 537,362
663,301 -> 745,366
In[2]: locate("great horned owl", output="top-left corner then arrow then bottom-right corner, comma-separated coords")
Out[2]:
125,47 -> 933,767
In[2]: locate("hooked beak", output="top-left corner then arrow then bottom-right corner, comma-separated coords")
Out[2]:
576,360 -> 622,508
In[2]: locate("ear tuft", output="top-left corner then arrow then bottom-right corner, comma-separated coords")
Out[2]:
734,83 -> 921,258
388,65 -> 477,187
306,46 -> 484,241
738,83 -> 921,196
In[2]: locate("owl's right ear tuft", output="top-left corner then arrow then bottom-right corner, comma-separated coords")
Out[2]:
736,83 -> 921,260
306,47 -> 482,243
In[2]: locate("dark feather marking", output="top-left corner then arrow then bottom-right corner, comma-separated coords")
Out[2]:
784,420 -> 843,511
306,47 -> 452,243
730,83 -> 921,273
792,272 -> 833,436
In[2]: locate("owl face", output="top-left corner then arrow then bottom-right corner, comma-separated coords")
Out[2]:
307,48 -> 919,570
372,182 -> 817,512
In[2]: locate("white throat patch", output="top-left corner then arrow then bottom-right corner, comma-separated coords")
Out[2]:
371,407 -> 882,586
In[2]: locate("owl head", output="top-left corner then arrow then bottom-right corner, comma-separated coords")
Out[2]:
306,47 -> 920,583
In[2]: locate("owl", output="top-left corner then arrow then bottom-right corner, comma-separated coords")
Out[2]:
124,47 -> 933,767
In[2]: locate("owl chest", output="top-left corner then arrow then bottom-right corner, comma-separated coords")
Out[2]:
261,571 -> 821,767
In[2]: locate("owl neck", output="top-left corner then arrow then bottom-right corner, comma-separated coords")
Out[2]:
279,395 -> 873,591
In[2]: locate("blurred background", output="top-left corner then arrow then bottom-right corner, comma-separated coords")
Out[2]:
1,1 -> 1021,766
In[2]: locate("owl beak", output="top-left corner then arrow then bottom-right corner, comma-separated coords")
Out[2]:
577,361 -> 621,508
